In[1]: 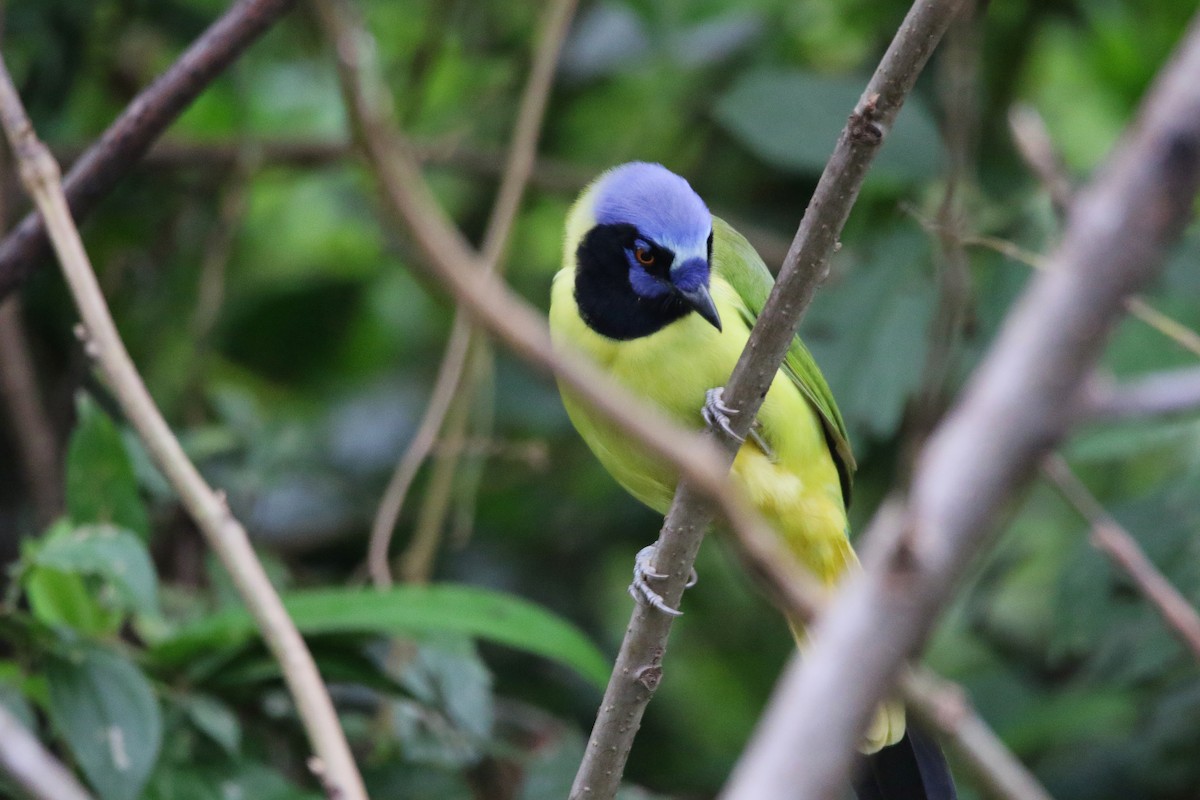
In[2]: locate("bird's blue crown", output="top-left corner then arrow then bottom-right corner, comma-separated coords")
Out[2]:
593,162 -> 711,262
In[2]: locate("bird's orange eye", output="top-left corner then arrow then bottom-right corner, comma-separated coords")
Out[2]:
635,246 -> 655,266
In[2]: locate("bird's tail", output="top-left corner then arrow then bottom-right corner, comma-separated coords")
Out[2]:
852,722 -> 957,800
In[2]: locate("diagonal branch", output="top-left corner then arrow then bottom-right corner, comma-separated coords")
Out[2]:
0,296 -> 62,525
682,463 -> 1051,800
362,0 -> 576,588
0,703 -> 95,800
1080,365 -> 1200,421
1043,455 -> 1200,663
316,0 -> 772,571
0,59 -> 367,800
723,12 -> 1200,799
573,1 -> 967,796
0,0 -> 298,302
900,669 -> 1054,800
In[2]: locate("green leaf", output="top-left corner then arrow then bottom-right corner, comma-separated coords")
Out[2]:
33,523 -> 159,618
66,395 -> 150,539
0,682 -> 36,733
385,638 -> 494,767
176,693 -> 241,755
150,585 -> 609,688
146,761 -> 322,800
800,229 -> 936,441
25,566 -> 122,635
714,68 -> 942,182
46,645 -> 162,800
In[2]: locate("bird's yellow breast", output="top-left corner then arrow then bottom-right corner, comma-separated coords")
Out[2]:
549,268 -> 854,583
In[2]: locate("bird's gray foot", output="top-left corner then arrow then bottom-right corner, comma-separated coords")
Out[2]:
702,386 -> 776,461
628,544 -> 698,617
702,387 -> 741,440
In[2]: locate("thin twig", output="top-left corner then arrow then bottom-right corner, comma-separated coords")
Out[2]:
1043,455 -> 1200,663
317,0 -> 771,573
362,0 -> 576,588
0,0 -> 298,302
1008,104 -> 1074,217
722,13 -> 1200,798
960,234 -> 1200,359
49,136 -> 595,193
0,296 -> 62,526
694,475 -> 1052,800
0,60 -> 367,800
575,1 -> 967,796
901,669 -> 1054,800
0,703 -> 95,800
1123,296 -> 1200,358
906,1 -> 979,472
400,362 -> 475,584
1080,365 -> 1200,421
367,313 -> 472,587
427,336 -> 495,552
413,0 -> 581,553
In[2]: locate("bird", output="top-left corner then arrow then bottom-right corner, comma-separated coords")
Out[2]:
548,161 -> 956,800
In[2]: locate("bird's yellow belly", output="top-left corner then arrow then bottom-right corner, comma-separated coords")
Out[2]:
550,273 -> 853,584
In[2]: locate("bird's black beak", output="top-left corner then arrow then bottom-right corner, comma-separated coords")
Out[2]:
678,284 -> 722,331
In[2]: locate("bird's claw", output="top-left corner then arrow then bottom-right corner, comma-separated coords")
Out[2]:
702,387 -> 777,461
702,387 -> 743,442
629,544 -> 697,617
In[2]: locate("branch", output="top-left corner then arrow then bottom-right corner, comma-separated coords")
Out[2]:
932,227 -> 1200,361
400,352 -> 478,583
682,467 -> 1051,800
723,13 -> 1200,799
362,0 -> 576,588
906,2 -> 979,468
316,0 -> 772,575
0,0 -> 298,303
900,669 -> 1054,800
368,313 -> 472,587
573,1 -> 967,796
0,297 -> 62,525
51,136 -> 595,193
1043,455 -> 1200,663
1080,365 -> 1200,421
0,703 -> 95,800
1008,104 -> 1074,217
0,60 -> 367,800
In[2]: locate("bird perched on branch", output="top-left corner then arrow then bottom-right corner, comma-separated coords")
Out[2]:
549,162 -> 956,800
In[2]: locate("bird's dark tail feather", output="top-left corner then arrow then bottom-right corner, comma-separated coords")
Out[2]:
852,723 -> 957,800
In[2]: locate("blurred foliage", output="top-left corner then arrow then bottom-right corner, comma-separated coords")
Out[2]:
1,0 -> 1199,798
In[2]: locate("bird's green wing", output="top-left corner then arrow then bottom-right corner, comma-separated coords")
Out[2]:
711,217 -> 857,504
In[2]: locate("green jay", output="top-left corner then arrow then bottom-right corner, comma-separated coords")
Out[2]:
549,162 -> 956,800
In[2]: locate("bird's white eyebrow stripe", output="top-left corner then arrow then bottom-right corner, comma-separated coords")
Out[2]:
667,241 -> 708,265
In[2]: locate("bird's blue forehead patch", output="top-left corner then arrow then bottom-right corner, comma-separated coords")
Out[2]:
593,162 -> 711,256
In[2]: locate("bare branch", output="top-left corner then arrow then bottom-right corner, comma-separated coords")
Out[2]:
906,2 -> 980,467
1008,104 -> 1074,217
0,0 -> 298,303
694,475 -> 1051,800
723,13 -> 1200,799
361,0 -> 575,586
315,0 -> 771,573
368,313 -> 473,587
1122,296 -> 1200,358
573,1 -> 967,796
1043,455 -> 1200,663
400,356 -> 476,584
1080,365 -> 1200,421
946,229 -> 1200,360
0,59 -> 367,800
901,669 -> 1054,800
0,703 -> 95,800
0,297 -> 62,525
